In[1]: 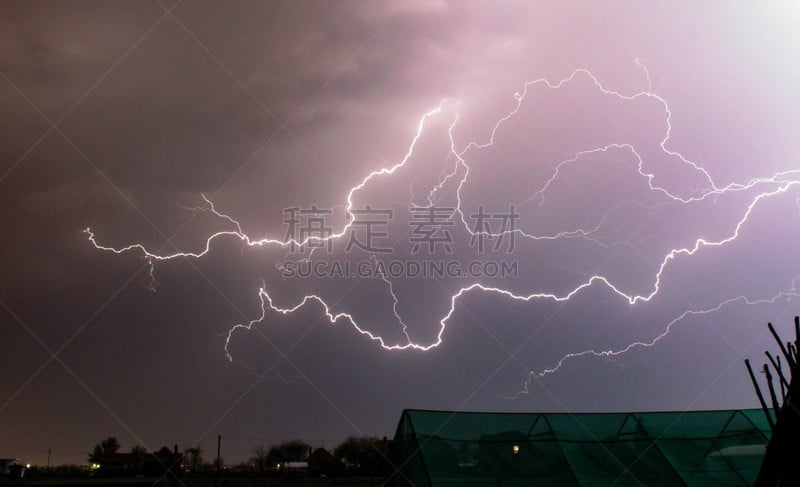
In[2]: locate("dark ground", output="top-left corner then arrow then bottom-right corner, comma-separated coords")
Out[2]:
0,477 -> 382,487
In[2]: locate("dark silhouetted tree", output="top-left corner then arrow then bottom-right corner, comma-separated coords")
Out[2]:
184,447 -> 204,473
250,445 -> 269,475
266,440 -> 310,466
88,437 -> 120,465
334,436 -> 391,476
130,445 -> 146,474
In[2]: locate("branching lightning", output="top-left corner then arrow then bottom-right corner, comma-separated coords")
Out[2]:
87,62 -> 800,388
509,279 -> 800,398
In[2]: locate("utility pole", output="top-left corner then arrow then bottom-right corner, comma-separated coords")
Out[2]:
214,434 -> 221,487
46,445 -> 51,469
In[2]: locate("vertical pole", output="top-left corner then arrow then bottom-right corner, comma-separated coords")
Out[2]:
764,364 -> 782,416
745,359 -> 775,430
47,445 -> 51,469
215,435 -> 221,487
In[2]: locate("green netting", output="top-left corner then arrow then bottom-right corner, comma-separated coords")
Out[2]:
387,409 -> 771,486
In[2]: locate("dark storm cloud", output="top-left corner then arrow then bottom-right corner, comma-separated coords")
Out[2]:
3,0 -> 800,466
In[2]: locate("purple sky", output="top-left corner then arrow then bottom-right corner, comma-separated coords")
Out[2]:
2,0 -> 800,466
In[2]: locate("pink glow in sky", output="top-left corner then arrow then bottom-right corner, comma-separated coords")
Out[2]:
3,0 -> 800,466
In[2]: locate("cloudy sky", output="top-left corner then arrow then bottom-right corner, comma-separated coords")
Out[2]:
3,0 -> 800,466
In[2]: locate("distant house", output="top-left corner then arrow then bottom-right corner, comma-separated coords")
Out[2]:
280,461 -> 308,478
149,446 -> 183,475
0,459 -> 17,475
100,452 -> 135,473
98,446 -> 183,476
0,459 -> 25,478
308,447 -> 344,476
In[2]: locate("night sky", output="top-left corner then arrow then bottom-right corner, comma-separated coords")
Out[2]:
3,0 -> 800,466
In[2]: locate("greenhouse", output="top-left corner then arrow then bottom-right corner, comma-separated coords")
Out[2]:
388,408 -> 771,486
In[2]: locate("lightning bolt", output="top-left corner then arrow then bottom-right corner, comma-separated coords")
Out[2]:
87,61 -> 800,386
86,103 -> 445,261
509,279 -> 800,398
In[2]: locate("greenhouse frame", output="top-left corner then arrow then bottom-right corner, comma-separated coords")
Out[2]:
388,408 -> 771,486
